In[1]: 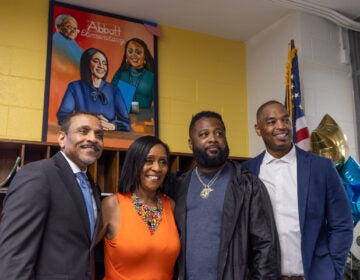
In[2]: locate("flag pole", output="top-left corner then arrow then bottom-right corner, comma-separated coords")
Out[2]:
285,39 -> 311,151
286,41 -> 294,123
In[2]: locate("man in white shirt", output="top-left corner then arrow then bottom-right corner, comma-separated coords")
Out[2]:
243,100 -> 353,280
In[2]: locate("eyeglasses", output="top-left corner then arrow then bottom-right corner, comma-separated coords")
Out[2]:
63,24 -> 79,33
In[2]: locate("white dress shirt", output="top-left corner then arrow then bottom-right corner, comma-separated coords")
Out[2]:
60,151 -> 98,221
259,146 -> 304,276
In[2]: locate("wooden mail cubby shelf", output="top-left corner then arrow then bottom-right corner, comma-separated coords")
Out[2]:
0,138 -> 247,213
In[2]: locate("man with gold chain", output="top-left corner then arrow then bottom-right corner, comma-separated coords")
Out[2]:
166,110 -> 281,279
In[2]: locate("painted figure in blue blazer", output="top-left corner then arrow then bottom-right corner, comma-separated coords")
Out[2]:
243,100 -> 353,280
57,48 -> 130,132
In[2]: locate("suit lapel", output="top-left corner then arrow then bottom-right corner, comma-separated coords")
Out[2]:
53,152 -> 92,241
255,152 -> 265,175
87,173 -> 101,246
296,147 -> 311,234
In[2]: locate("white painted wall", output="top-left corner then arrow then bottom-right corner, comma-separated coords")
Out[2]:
246,12 -> 358,161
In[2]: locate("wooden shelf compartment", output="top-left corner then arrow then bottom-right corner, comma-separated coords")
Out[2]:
93,150 -> 120,194
0,139 -> 249,196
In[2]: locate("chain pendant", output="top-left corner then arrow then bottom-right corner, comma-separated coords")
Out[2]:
200,186 -> 214,199
195,165 -> 225,200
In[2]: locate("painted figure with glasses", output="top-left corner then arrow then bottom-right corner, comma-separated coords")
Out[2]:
52,14 -> 83,66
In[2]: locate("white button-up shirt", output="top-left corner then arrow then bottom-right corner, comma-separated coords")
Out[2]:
259,146 -> 304,275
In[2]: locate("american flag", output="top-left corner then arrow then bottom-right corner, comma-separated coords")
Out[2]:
285,40 -> 311,151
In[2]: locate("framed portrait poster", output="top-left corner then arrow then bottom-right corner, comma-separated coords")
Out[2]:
42,1 -> 158,149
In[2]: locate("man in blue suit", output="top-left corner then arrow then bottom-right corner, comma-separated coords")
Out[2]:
243,100 -> 353,280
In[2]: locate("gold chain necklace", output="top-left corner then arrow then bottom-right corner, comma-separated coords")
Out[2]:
195,165 -> 225,199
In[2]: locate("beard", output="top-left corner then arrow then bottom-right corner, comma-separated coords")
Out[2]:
192,143 -> 229,168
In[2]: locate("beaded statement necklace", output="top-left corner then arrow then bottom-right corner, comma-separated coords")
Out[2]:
195,165 -> 225,199
132,192 -> 163,234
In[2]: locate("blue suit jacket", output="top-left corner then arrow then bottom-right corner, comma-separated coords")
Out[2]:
57,80 -> 130,131
243,146 -> 353,280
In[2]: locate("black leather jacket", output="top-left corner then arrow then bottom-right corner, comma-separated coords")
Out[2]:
171,161 -> 281,280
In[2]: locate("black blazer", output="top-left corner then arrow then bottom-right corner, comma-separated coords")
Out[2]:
0,152 -> 102,280
172,161 -> 281,279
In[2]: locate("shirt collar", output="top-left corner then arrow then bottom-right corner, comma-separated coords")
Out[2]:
60,151 -> 87,174
263,145 -> 296,164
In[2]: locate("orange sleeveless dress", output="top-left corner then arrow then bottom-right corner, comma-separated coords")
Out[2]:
103,192 -> 180,280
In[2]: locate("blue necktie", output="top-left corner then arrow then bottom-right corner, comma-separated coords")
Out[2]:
76,172 -> 95,239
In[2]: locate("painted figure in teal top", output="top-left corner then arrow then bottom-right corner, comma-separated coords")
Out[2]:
111,38 -> 155,121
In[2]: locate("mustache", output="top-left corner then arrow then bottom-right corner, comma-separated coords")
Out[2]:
80,143 -> 101,152
205,145 -> 221,151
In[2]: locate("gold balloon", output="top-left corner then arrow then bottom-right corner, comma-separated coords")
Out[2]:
311,114 -> 350,169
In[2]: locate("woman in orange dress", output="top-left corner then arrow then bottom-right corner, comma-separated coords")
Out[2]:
97,136 -> 180,280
